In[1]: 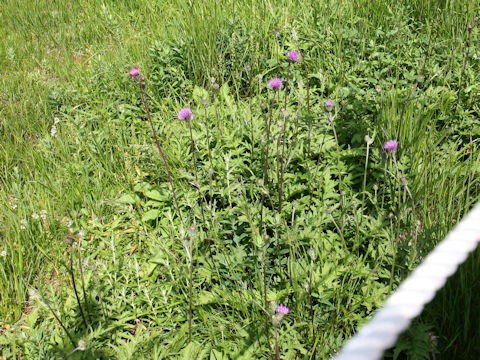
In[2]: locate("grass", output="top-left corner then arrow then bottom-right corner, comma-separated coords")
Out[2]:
0,0 -> 479,359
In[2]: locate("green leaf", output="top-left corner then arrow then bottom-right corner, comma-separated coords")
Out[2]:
192,85 -> 209,105
145,189 -> 163,201
118,194 -> 136,204
141,209 -> 161,222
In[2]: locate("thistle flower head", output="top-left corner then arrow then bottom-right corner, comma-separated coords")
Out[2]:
276,304 -> 290,315
287,50 -> 299,62
268,78 -> 283,90
383,140 -> 399,151
401,177 -> 407,182
325,100 -> 334,112
272,303 -> 290,327
129,67 -> 140,77
178,107 -> 192,120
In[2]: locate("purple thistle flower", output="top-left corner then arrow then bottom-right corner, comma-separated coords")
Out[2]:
287,50 -> 299,62
129,67 -> 140,77
276,304 -> 290,315
325,100 -> 334,111
383,140 -> 399,151
178,107 -> 192,120
401,177 -> 407,182
268,78 -> 283,90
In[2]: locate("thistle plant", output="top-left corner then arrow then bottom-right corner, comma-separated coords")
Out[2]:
259,78 -> 282,234
37,290 -> 76,348
277,51 -> 299,214
292,26 -> 310,113
246,64 -> 255,163
178,107 -> 207,226
357,134 -> 375,244
272,303 -> 290,360
401,177 -> 414,206
277,108 -> 288,214
384,139 -> 400,290
325,100 -> 343,194
202,98 -> 215,219
130,68 -> 184,227
68,237 -> 88,330
308,246 -> 317,358
66,339 -> 87,359
284,51 -> 299,110
183,225 -> 197,342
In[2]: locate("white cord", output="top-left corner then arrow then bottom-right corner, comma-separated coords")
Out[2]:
334,202 -> 480,360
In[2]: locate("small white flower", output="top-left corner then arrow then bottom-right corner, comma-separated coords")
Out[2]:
50,125 -> 57,137
54,117 -> 60,124
78,229 -> 87,239
40,210 -> 47,219
32,213 -> 39,220
0,250 -> 6,257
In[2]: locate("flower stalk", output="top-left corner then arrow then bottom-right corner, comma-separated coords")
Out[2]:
131,70 -> 184,227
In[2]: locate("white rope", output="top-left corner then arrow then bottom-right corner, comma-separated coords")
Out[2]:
334,202 -> 480,360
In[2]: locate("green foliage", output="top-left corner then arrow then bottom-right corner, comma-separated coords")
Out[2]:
1,0 -> 479,359
388,322 -> 434,360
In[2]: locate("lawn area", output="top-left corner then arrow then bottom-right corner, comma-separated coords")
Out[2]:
0,0 -> 479,359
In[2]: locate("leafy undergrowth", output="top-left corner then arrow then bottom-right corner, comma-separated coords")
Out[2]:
1,0 -> 479,359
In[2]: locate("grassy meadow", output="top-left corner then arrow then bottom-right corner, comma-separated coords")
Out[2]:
0,0 -> 479,358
